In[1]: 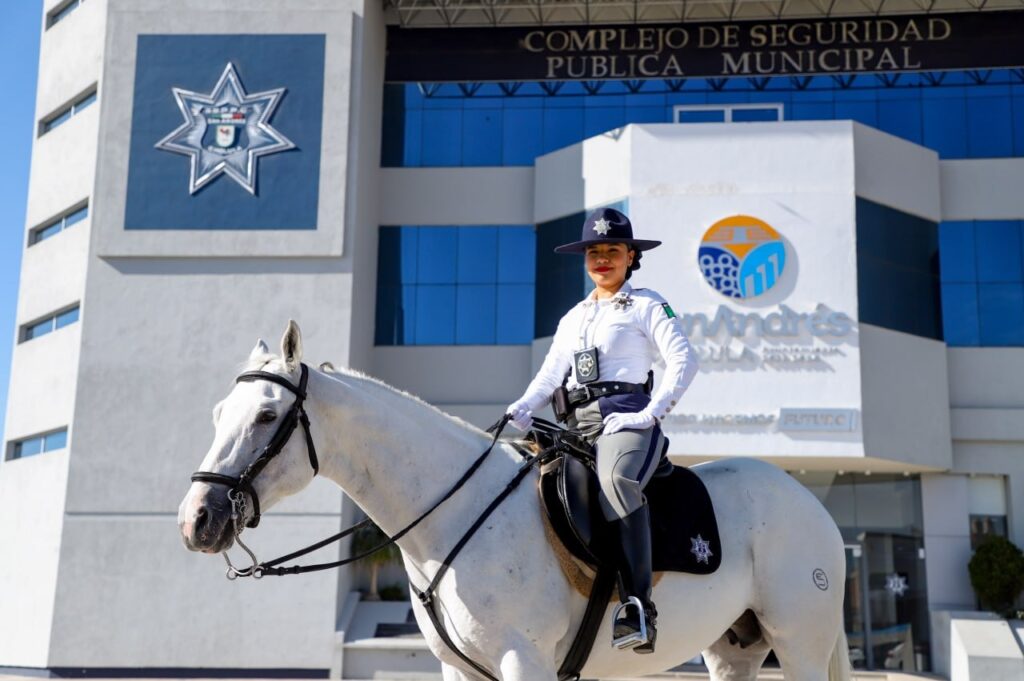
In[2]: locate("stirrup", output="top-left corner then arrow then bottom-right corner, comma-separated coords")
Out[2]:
611,596 -> 649,650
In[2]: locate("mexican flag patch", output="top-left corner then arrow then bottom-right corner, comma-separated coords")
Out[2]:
661,302 -> 676,319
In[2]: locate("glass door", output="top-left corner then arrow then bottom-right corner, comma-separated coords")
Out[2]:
844,544 -> 870,669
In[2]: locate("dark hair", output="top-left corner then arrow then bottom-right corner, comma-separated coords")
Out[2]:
625,248 -> 643,280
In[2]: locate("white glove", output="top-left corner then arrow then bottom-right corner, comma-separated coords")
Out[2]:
603,409 -> 656,435
506,401 -> 533,432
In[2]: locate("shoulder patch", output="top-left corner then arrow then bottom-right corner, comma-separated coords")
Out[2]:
661,302 -> 677,319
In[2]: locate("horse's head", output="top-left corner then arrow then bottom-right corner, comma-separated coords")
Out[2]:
178,321 -> 318,554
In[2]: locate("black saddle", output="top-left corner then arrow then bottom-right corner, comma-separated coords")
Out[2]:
536,431 -> 722,575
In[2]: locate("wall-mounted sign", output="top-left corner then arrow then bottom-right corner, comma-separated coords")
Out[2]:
386,11 -> 1024,82
155,62 -> 294,195
778,408 -> 859,432
698,215 -> 786,299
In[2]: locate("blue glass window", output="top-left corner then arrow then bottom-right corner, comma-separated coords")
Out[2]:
382,68 -> 1024,167
40,88 -> 97,136
9,428 -> 69,461
46,0 -> 82,28
21,305 -> 80,342
30,203 -> 88,245
376,225 -> 536,345
940,220 -> 1024,346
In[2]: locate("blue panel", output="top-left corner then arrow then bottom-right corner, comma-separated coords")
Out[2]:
497,284 -> 535,344
1012,96 -> 1024,157
922,98 -> 967,158
877,99 -> 922,145
417,227 -> 458,284
455,285 -> 497,344
502,109 -> 543,166
978,283 -> 1024,346
789,101 -> 833,121
457,227 -> 498,284
24,318 -> 52,340
834,101 -> 877,128
941,283 -> 980,346
422,109 -> 464,166
462,109 -> 502,166
44,430 -> 68,452
125,35 -> 325,229
64,206 -> 88,227
678,109 -> 725,123
415,285 -> 456,344
968,96 -> 1013,158
14,438 -> 42,459
624,106 -> 666,124
55,307 -> 79,329
583,106 -> 625,138
939,222 -> 977,283
497,228 -> 536,284
542,107 -> 584,154
732,107 -> 780,122
975,221 -> 1023,283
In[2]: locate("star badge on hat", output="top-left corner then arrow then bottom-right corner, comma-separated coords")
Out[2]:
593,218 -> 611,236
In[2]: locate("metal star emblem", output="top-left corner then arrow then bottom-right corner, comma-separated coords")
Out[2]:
885,573 -> 908,597
592,218 -> 611,236
155,62 -> 295,195
690,535 -> 713,565
611,291 -> 634,311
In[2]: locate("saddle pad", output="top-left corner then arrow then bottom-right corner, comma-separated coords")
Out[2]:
646,465 -> 722,574
540,455 -> 722,575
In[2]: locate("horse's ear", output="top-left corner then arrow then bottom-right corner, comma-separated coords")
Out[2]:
249,339 -> 270,360
281,320 -> 303,369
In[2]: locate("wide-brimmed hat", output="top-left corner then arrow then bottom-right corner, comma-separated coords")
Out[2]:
553,208 -> 662,254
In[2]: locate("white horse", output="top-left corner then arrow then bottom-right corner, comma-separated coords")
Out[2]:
179,322 -> 850,681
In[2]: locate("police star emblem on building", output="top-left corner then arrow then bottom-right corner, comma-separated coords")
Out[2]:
155,62 -> 295,195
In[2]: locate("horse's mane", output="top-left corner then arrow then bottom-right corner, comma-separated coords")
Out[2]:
242,353 -> 489,438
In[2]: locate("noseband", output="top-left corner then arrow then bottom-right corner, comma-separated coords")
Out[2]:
191,363 -> 318,530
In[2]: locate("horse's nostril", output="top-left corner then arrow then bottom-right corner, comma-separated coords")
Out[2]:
194,506 -> 209,535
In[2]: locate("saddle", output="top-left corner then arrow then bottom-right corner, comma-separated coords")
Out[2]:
534,428 -> 723,575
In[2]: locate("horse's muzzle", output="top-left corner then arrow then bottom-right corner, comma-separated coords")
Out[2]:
179,484 -> 235,554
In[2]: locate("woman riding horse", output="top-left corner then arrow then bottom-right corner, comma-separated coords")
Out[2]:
506,207 -> 698,654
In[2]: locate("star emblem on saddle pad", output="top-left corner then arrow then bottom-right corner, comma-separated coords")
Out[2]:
592,217 -> 611,236
690,534 -> 713,565
155,62 -> 295,195
885,573 -> 908,597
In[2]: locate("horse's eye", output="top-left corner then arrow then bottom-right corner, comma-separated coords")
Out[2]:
256,410 -> 277,424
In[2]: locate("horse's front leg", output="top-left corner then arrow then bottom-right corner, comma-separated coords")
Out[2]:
497,634 -> 558,681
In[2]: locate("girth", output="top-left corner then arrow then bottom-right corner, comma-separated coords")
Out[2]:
191,363 -> 318,528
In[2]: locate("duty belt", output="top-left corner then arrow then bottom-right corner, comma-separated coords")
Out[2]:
567,381 -> 648,408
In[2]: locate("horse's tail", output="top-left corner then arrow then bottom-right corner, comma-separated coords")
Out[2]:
828,628 -> 852,681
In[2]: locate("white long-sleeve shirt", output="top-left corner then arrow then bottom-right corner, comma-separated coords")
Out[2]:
518,282 -> 698,421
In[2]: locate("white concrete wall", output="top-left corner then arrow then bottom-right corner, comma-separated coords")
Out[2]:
379,168 -> 534,226
35,0 -> 382,670
942,158 -> 1024,221
921,475 -> 975,612
859,324 -> 953,470
0,0 -> 102,666
0,451 -> 70,667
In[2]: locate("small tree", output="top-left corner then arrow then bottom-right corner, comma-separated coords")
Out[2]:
351,520 -> 402,601
969,535 -> 1024,617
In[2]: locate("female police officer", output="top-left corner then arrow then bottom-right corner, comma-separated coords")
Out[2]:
506,207 -> 698,654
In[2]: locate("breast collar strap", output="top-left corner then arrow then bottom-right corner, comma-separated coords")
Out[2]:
191,363 -> 318,529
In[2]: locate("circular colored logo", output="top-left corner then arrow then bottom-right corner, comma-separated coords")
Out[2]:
698,215 -> 786,299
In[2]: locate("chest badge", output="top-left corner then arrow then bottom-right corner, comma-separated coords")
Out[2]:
573,347 -> 600,384
611,291 -> 634,311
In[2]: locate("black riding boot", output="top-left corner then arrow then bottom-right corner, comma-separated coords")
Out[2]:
611,504 -> 657,654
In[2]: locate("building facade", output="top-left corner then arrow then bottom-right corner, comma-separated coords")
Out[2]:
2,0 -> 1024,676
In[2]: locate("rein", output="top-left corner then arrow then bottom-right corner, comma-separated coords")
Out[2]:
190,365 -> 581,680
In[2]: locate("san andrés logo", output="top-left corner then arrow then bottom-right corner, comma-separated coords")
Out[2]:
698,215 -> 786,299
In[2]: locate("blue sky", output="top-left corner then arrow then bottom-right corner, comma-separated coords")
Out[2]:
0,2 -> 42,439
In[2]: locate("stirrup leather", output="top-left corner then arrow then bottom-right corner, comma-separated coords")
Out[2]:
611,596 -> 650,650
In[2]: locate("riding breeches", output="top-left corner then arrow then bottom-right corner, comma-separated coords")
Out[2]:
567,401 -> 666,522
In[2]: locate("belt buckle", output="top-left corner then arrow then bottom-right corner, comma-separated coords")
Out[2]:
577,385 -> 592,404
